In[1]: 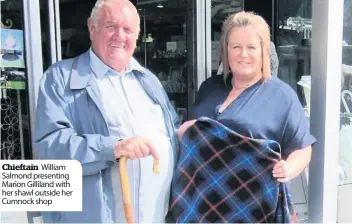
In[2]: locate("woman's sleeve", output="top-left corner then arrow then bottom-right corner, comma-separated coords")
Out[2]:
281,93 -> 317,158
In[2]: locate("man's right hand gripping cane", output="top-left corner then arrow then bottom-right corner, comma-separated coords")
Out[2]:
114,137 -> 160,223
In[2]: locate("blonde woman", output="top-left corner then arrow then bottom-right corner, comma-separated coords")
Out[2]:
180,11 -> 316,183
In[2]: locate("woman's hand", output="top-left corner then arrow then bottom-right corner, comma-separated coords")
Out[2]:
177,120 -> 196,140
272,160 -> 292,183
273,146 -> 312,183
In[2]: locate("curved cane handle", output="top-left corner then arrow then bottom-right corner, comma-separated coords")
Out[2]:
119,156 -> 160,223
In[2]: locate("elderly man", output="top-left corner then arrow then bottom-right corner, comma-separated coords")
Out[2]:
34,0 -> 179,222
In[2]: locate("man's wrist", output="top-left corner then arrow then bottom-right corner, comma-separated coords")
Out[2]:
114,139 -> 124,161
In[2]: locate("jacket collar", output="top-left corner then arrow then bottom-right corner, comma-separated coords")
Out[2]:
69,49 -> 146,89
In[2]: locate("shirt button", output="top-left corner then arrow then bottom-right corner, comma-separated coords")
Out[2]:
106,161 -> 114,166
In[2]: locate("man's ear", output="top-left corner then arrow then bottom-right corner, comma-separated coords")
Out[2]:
87,18 -> 94,32
87,18 -> 96,41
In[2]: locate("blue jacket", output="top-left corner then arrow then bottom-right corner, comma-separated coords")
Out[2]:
34,51 -> 180,223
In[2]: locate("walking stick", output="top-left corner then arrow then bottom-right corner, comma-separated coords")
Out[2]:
119,156 -> 160,223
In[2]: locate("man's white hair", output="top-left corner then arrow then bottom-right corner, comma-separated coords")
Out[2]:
89,0 -> 140,31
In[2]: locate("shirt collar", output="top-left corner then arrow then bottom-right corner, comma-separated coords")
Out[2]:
89,48 -> 146,78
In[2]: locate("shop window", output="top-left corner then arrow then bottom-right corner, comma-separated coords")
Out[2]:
135,0 -> 190,123
337,0 -> 352,222
1,0 -> 32,160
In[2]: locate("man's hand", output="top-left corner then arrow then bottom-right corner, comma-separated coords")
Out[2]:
177,120 -> 196,140
114,136 -> 159,160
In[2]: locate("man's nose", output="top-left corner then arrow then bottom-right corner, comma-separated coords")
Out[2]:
113,28 -> 125,40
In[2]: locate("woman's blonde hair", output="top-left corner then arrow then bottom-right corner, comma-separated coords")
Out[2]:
219,11 -> 271,82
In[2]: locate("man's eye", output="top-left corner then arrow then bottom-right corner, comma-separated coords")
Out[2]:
124,28 -> 134,34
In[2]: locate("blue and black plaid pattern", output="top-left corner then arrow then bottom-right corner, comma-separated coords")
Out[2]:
167,117 -> 296,223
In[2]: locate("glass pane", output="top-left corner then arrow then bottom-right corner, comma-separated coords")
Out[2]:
58,0 -> 93,61
338,0 -> 352,222
1,0 -> 32,160
339,0 -> 352,186
277,0 -> 312,116
136,0 -> 189,123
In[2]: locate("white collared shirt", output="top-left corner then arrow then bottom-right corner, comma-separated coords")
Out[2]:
89,49 -> 174,223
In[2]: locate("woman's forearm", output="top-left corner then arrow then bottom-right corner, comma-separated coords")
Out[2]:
286,146 -> 312,179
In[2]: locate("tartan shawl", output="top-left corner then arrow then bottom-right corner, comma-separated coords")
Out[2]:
166,117 -> 296,223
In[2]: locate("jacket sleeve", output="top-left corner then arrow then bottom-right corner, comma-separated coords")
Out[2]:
33,64 -> 119,176
164,90 -> 180,129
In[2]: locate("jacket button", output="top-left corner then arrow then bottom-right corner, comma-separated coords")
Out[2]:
106,161 -> 114,166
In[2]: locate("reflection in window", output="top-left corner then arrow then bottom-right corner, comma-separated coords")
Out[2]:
338,3 -> 352,223
277,0 -> 312,116
135,0 -> 189,123
339,0 -> 352,186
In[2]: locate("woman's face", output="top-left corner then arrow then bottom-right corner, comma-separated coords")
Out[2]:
227,26 -> 263,80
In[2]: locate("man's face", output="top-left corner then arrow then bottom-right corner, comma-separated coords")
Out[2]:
88,1 -> 139,72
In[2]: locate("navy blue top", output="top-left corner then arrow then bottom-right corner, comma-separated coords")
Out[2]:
192,75 -> 316,158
